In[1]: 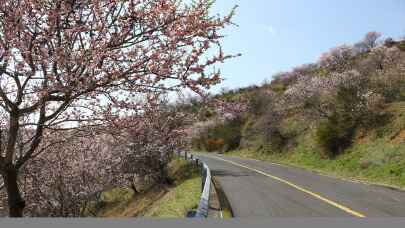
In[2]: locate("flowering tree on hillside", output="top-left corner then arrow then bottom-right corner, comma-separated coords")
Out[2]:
319,45 -> 356,73
213,99 -> 248,121
118,101 -> 192,187
0,0 -> 237,217
283,70 -> 382,119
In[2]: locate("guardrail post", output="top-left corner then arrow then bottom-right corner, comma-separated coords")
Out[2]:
201,166 -> 207,193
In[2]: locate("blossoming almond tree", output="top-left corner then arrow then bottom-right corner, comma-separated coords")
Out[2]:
0,0 -> 237,217
20,132 -> 124,217
14,101 -> 190,217
113,99 -> 193,187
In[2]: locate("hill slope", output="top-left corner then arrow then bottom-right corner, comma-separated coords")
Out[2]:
188,35 -> 405,188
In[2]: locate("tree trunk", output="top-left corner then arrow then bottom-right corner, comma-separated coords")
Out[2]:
2,166 -> 25,217
130,182 -> 139,194
158,162 -> 173,185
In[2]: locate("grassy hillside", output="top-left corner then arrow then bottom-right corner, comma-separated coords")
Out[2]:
227,102 -> 405,188
90,158 -> 201,218
189,36 -> 405,189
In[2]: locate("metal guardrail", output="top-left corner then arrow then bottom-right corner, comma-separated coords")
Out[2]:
195,162 -> 211,218
178,151 -> 211,218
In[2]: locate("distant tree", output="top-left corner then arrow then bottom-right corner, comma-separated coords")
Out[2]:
354,31 -> 382,53
363,31 -> 382,49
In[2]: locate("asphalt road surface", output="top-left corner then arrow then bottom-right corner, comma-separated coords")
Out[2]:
195,153 -> 405,218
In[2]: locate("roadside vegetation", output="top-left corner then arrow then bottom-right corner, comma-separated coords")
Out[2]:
188,32 -> 405,189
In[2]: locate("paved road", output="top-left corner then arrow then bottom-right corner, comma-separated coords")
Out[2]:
195,153 -> 405,218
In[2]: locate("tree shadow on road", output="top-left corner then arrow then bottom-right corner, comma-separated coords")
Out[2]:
211,169 -> 251,177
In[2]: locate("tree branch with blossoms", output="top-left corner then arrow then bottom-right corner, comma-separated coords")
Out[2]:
0,0 -> 238,217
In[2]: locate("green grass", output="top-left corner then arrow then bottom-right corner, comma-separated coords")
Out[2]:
142,173 -> 201,218
141,158 -> 201,218
100,188 -> 135,206
89,158 -> 201,218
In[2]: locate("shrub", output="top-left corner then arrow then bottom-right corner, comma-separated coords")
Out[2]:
316,85 -> 363,158
316,112 -> 356,158
267,129 -> 287,152
247,90 -> 274,116
260,105 -> 288,152
206,139 -> 225,152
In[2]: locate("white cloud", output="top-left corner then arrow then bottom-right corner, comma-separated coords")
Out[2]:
262,25 -> 277,35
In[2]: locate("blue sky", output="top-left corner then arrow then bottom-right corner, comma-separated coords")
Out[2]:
208,0 -> 405,93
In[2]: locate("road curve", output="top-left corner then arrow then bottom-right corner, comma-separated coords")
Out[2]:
195,153 -> 405,218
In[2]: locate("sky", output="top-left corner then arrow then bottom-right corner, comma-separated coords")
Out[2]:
207,0 -> 405,93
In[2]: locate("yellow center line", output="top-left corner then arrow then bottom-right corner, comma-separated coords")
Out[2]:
206,154 -> 366,218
